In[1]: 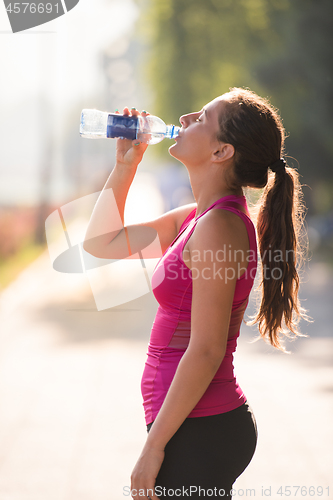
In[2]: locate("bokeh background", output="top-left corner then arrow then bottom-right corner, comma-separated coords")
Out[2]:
0,1 -> 332,499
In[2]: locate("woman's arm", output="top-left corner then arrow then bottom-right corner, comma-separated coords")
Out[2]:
130,209 -> 249,499
83,107 -> 148,257
83,108 -> 196,260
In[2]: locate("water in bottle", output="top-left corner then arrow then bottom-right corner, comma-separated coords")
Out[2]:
80,109 -> 180,145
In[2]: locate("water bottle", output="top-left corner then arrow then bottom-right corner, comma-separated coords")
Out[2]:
80,109 -> 180,145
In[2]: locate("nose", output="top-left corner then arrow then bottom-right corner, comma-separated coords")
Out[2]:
179,112 -> 197,128
179,114 -> 188,127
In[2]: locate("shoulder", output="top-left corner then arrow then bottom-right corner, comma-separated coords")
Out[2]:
196,207 -> 247,238
189,207 -> 249,254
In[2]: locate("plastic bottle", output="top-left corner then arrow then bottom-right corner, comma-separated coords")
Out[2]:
80,109 -> 180,145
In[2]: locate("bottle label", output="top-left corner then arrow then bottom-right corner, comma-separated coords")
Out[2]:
107,114 -> 138,140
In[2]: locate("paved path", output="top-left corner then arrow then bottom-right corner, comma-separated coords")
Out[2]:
0,253 -> 332,500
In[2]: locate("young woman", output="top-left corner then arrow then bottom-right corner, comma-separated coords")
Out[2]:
83,88 -> 308,499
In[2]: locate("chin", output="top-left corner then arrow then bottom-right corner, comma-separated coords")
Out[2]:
168,144 -> 188,168
168,143 -> 178,158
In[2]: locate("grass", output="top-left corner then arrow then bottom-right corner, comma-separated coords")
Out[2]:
0,241 -> 46,291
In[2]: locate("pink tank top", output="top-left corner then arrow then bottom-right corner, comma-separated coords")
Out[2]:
141,195 -> 257,425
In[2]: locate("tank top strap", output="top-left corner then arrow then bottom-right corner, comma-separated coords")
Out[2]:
179,208 -> 197,233
181,197 -> 251,250
211,199 -> 257,256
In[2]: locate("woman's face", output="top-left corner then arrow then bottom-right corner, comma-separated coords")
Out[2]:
169,96 -> 226,167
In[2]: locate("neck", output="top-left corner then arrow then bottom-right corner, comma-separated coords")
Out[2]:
187,166 -> 243,217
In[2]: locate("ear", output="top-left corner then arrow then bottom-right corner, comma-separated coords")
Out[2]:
211,143 -> 235,163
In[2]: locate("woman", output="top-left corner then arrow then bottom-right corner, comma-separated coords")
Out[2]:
83,88 -> 308,499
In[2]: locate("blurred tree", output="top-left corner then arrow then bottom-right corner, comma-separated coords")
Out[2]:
142,0 -> 271,122
140,0 -> 333,195
255,0 -> 333,190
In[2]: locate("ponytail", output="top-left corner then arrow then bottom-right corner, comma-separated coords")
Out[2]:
249,163 -> 310,351
217,87 -> 311,352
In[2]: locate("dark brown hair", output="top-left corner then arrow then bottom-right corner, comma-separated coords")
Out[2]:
218,87 -> 310,351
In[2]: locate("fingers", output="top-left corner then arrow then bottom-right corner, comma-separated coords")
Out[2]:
115,107 -> 150,149
148,488 -> 160,500
119,107 -> 149,118
130,486 -> 159,500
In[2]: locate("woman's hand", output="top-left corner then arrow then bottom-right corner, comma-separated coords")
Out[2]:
130,444 -> 164,499
115,108 -> 149,169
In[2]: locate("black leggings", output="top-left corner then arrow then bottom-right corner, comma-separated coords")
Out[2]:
147,401 -> 257,499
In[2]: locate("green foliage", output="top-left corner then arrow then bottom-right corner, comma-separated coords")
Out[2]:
140,0 -> 333,184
